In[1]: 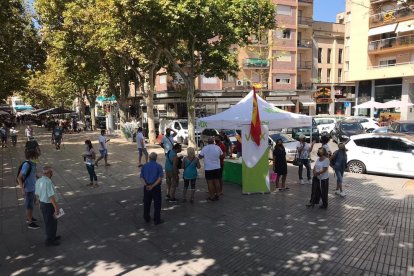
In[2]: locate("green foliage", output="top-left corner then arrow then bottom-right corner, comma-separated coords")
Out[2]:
0,0 -> 46,100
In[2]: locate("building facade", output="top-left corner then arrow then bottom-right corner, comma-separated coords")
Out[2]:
347,0 -> 414,120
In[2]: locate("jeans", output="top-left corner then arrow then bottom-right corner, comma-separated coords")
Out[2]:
40,202 -> 57,243
335,169 -> 344,185
298,159 -> 311,180
86,164 -> 97,182
143,186 -> 161,223
310,177 -> 329,208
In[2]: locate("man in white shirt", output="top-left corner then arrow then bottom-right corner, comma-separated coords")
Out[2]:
136,127 -> 148,167
161,128 -> 177,155
296,134 -> 315,185
199,137 -> 224,201
96,129 -> 110,166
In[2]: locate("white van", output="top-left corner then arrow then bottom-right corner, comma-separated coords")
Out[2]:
159,119 -> 200,144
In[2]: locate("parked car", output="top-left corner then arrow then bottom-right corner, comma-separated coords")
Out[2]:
159,119 -> 200,144
390,120 -> 414,134
314,117 -> 337,137
268,133 -> 298,161
344,117 -> 379,132
291,119 -> 320,143
373,127 -> 391,133
332,120 -> 365,143
199,128 -> 237,152
346,133 -> 414,177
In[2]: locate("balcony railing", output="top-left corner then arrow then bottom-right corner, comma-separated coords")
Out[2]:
368,34 -> 414,52
297,61 -> 312,69
298,17 -> 313,26
243,58 -> 269,68
297,40 -> 312,48
297,83 -> 313,90
298,0 -> 313,4
369,7 -> 414,27
369,60 -> 414,69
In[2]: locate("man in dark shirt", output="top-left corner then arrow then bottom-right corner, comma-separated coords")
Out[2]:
140,152 -> 164,225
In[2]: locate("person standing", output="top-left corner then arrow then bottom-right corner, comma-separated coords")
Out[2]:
160,128 -> 177,155
297,134 -> 314,185
96,130 -> 110,166
136,127 -> 148,167
331,143 -> 347,197
141,152 -> 164,225
235,130 -> 242,158
35,166 -> 61,246
182,147 -> 201,203
215,136 -> 226,195
199,137 -> 224,201
17,150 -> 40,229
52,124 -> 64,150
272,138 -> 288,192
0,124 -> 7,148
320,135 -> 332,157
26,125 -> 33,140
10,127 -> 18,146
307,147 -> 330,209
165,143 -> 182,202
82,140 -> 98,187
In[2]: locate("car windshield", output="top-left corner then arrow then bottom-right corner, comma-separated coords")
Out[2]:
400,123 -> 414,132
270,133 -> 295,143
222,129 -> 237,136
179,122 -> 188,129
340,123 -> 363,131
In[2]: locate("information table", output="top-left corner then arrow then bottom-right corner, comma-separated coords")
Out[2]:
223,159 -> 242,186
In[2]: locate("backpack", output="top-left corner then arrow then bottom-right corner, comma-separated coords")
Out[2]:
16,161 -> 32,184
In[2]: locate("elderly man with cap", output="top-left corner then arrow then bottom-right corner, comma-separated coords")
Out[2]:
141,152 -> 164,225
296,134 -> 315,185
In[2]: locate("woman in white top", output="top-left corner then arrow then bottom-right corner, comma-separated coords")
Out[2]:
306,147 -> 330,209
82,140 -> 98,187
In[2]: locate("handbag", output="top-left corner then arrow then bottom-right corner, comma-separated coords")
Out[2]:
293,153 -> 302,166
270,172 -> 278,182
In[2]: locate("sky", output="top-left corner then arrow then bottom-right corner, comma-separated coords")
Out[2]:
313,0 -> 346,23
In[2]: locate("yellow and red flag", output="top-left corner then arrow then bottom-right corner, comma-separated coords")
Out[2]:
250,88 -> 262,146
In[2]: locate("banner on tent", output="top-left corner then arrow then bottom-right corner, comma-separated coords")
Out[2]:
241,124 -> 270,194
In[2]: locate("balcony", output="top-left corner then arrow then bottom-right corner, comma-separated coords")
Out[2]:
297,61 -> 312,70
243,58 -> 269,69
368,34 -> 414,54
297,83 -> 313,90
297,40 -> 312,49
369,7 -> 414,28
298,17 -> 313,27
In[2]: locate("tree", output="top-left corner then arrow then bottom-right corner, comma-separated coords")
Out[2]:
0,0 -> 45,101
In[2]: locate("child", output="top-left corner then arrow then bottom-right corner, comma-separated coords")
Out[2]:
182,147 -> 201,203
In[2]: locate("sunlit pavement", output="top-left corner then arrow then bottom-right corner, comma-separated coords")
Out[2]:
1,126 -> 413,276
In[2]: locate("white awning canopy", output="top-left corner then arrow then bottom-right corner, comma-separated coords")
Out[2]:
270,100 -> 295,107
368,23 -> 397,36
395,20 -> 414,33
300,100 -> 316,106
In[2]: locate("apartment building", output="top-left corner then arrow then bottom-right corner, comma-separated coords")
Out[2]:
347,0 -> 414,120
312,20 -> 355,116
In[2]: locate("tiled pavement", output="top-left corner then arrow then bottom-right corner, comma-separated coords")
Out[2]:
0,126 -> 413,276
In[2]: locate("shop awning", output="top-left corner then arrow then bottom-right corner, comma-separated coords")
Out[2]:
300,100 -> 316,106
395,20 -> 414,33
270,100 -> 295,107
368,23 -> 397,36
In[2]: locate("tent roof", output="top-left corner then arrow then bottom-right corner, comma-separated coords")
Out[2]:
196,90 -> 312,130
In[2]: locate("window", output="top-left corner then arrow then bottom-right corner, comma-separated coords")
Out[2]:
379,58 -> 397,67
174,122 -> 181,130
345,61 -> 349,71
223,74 -> 235,82
275,51 -> 292,62
282,29 -> 291,39
364,138 -> 389,150
327,48 -> 332,64
339,49 -> 343,64
388,139 -> 414,152
276,5 -> 292,15
317,68 -> 322,81
327,69 -> 331,83
318,48 -> 322,63
338,69 -> 342,83
275,74 -> 291,84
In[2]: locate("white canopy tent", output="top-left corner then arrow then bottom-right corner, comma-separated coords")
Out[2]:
196,90 -> 312,130
353,100 -> 386,109
382,100 -> 414,109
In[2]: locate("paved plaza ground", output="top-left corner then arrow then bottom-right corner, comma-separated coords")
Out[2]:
0,126 -> 413,275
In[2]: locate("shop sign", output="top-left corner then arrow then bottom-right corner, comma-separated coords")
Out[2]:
316,98 -> 333,104
196,98 -> 216,103
344,102 -> 351,108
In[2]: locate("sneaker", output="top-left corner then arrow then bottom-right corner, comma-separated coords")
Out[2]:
340,192 -> 346,197
300,179 -> 305,185
26,218 -> 39,223
27,222 -> 40,229
168,198 -> 178,203
335,190 -> 340,195
307,179 -> 312,185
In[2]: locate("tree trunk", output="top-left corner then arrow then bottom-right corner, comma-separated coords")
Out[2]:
187,78 -> 196,148
145,93 -> 156,143
90,102 -> 96,130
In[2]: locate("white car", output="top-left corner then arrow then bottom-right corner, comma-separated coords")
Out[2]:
345,117 -> 379,132
314,117 -> 337,136
346,133 -> 414,177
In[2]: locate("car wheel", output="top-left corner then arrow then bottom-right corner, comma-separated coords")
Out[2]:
347,160 -> 366,174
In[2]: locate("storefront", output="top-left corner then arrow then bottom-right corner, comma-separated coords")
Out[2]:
315,87 -> 332,115
333,86 -> 356,116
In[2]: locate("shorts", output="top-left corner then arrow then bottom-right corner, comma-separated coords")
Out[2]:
54,136 -> 62,143
205,169 -> 221,180
138,148 -> 148,156
24,192 -> 35,210
99,149 -> 108,157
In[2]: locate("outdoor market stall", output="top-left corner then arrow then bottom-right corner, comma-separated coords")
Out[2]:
196,90 -> 312,194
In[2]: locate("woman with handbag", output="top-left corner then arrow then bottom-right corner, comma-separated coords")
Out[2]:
272,139 -> 288,192
306,147 -> 330,209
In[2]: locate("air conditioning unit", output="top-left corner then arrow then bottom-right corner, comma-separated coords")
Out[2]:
236,80 -> 244,86
245,80 -> 252,86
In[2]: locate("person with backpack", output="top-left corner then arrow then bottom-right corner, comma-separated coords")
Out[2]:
165,143 -> 182,202
17,149 -> 40,229
182,147 -> 201,203
160,128 -> 177,155
331,142 -> 348,197
52,123 -> 64,150
0,124 -> 8,148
